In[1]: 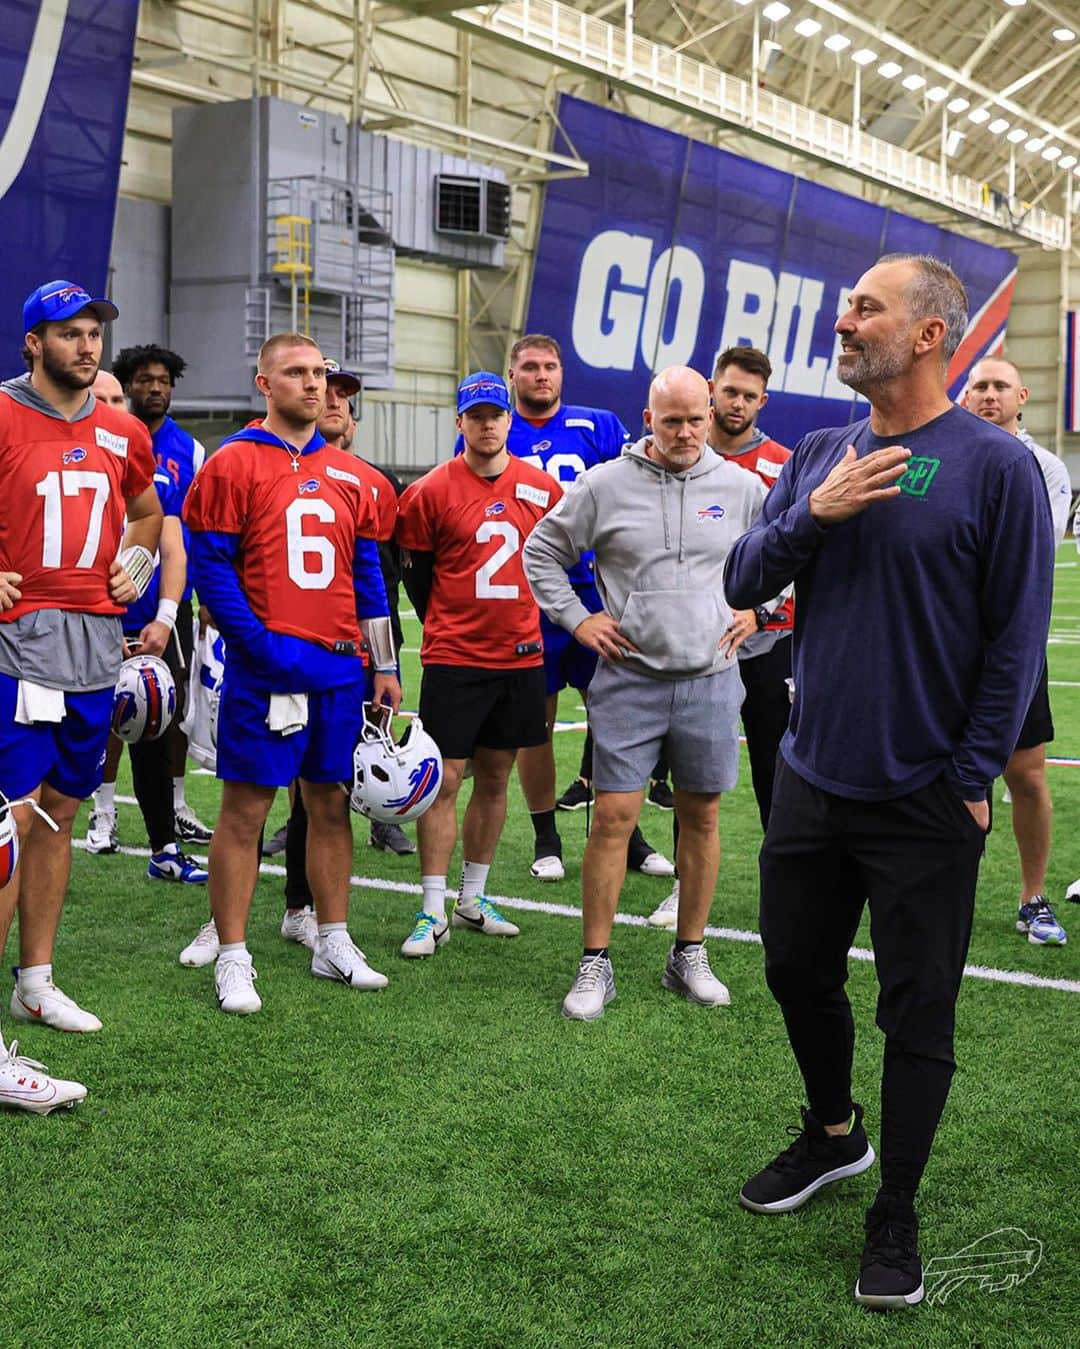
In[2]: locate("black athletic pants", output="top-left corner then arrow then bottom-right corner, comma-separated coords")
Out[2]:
124,625 -> 187,854
284,786 -> 313,910
739,639 -> 792,831
759,757 -> 986,1196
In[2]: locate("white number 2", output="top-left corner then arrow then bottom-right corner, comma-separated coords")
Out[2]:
474,521 -> 520,599
285,498 -> 336,590
35,470 -> 111,568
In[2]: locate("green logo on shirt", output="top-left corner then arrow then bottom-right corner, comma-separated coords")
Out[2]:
898,456 -> 940,497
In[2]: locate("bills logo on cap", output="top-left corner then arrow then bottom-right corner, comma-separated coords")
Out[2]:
62,447 -> 87,464
697,504 -> 726,522
49,284 -> 91,306
298,479 -> 321,495
485,501 -> 507,516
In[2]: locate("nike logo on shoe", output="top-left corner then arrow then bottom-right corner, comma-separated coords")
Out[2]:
455,910 -> 485,929
327,958 -> 354,983
16,994 -> 42,1017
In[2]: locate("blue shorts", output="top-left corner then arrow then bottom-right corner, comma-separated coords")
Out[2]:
216,677 -> 365,787
0,672 -> 113,800
542,582 -> 605,697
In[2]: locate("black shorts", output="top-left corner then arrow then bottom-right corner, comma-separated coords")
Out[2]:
419,664 -> 547,760
1015,659 -> 1053,751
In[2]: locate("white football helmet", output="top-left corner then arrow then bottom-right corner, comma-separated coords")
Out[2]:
0,792 -> 59,889
347,704 -> 443,824
111,655 -> 177,743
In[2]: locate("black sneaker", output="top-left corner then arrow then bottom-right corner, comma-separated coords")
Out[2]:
370,821 -> 417,855
556,778 -> 593,811
739,1104 -> 876,1214
647,779 -> 676,811
855,1194 -> 924,1309
261,823 -> 289,857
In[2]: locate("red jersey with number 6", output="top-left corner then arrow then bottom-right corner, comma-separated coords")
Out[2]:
183,437 -> 379,647
0,389 -> 155,621
396,454 -> 562,669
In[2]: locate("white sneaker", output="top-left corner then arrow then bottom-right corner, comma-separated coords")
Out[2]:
648,881 -> 680,928
175,805 -> 214,844
85,809 -> 118,855
451,896 -> 520,937
1066,877 -> 1080,903
10,977 -> 102,1033
0,1039 -> 86,1114
215,955 -> 261,1014
179,918 -> 219,967
530,852 -> 565,882
311,932 -> 389,990
638,851 -> 676,878
562,953 -> 616,1020
400,912 -> 450,958
280,906 -> 318,950
661,943 -> 730,1006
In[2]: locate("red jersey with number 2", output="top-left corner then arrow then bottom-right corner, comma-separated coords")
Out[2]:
184,438 -> 379,648
0,391 -> 155,621
396,454 -> 562,669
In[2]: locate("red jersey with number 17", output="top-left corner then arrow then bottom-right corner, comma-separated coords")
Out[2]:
0,389 -> 155,621
396,454 -> 562,669
183,436 -> 380,648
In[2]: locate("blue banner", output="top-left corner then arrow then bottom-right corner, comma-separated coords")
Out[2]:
0,1 -> 138,374
529,96 -> 1018,447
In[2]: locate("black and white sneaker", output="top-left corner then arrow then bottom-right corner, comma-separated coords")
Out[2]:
647,779 -> 676,811
740,1104 -> 876,1214
556,778 -> 593,811
855,1194 -> 924,1310
175,806 -> 214,844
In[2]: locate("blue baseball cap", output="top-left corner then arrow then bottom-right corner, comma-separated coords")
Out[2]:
457,370 -> 511,415
23,279 -> 119,333
323,357 -> 362,396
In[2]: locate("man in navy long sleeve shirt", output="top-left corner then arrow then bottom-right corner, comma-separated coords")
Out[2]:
724,254 -> 1053,1311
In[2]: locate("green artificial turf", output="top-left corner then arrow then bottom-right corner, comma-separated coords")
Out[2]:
2,548 -> 1078,1346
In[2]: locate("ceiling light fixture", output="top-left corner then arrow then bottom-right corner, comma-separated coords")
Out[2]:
988,117 -> 1010,134
947,96 -> 970,113
794,18 -> 821,37
1051,28 -> 1075,42
967,108 -> 991,124
945,130 -> 966,157
877,61 -> 903,78
761,2 -> 790,21
851,47 -> 877,65
925,86 -> 948,102
1058,154 -> 1078,169
823,34 -> 851,52
1007,127 -> 1028,143
901,73 -> 926,90
1002,0 -> 1026,7
1025,137 -> 1045,151
1042,145 -> 1061,161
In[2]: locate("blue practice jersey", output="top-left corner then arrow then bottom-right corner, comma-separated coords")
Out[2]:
153,415 -> 206,602
125,469 -> 183,633
455,404 -> 629,584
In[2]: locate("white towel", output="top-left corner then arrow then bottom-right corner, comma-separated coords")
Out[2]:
14,681 -> 66,726
266,692 -> 308,737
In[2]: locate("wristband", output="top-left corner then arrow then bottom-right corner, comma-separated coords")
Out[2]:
155,598 -> 179,630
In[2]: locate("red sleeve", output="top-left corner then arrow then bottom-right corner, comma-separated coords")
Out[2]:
369,467 -> 398,542
395,477 -> 437,552
122,421 -> 157,499
183,448 -> 248,533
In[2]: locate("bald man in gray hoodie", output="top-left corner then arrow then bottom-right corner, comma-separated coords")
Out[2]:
524,366 -> 770,1020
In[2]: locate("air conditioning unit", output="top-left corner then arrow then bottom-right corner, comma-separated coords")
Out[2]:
434,174 -> 511,240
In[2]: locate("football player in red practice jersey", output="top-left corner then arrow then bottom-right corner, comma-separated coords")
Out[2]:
395,372 -> 562,958
184,334 -> 400,1015
0,281 -> 161,1090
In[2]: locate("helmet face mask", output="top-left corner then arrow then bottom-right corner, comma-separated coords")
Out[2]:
112,655 -> 177,743
347,704 -> 443,824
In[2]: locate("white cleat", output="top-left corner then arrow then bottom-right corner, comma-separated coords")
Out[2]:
280,906 -> 318,951
661,943 -> 730,1006
10,978 -> 102,1033
0,1039 -> 86,1114
562,954 -> 616,1020
311,932 -> 389,990
179,919 -> 219,967
85,809 -> 118,855
637,851 -> 676,878
400,912 -> 450,958
648,881 -> 680,928
530,852 -> 565,882
451,896 -> 520,937
215,955 -> 261,1014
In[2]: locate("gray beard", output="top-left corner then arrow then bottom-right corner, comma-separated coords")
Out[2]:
836,339 -> 910,394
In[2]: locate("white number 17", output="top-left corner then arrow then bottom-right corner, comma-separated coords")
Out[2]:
36,470 -> 111,568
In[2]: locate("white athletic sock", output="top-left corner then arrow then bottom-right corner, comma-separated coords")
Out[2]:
316,921 -> 347,938
172,777 -> 186,812
18,963 -> 52,990
421,875 -> 447,920
218,942 -> 249,961
94,782 -> 116,814
460,861 -> 490,901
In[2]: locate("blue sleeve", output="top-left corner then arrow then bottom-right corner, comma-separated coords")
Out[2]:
353,537 -> 389,619
187,531 -> 269,651
724,444 -> 830,608
598,411 -> 630,462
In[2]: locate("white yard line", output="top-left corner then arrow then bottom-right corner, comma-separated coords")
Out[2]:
72,841 -> 1080,997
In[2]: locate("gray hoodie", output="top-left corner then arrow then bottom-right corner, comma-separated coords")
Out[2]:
523,437 -> 767,680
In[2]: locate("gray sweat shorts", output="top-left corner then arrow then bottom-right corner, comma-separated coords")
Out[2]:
587,660 -> 744,795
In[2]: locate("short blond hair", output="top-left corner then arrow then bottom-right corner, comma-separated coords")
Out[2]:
258,332 -> 321,373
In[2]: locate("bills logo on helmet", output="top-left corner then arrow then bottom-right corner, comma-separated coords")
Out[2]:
385,757 -> 440,817
112,656 -> 177,743
485,501 -> 507,517
0,812 -> 18,890
62,447 -> 87,464
697,504 -> 726,522
298,479 -> 321,495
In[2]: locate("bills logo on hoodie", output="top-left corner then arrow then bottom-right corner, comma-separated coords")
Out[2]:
697,504 -> 726,522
